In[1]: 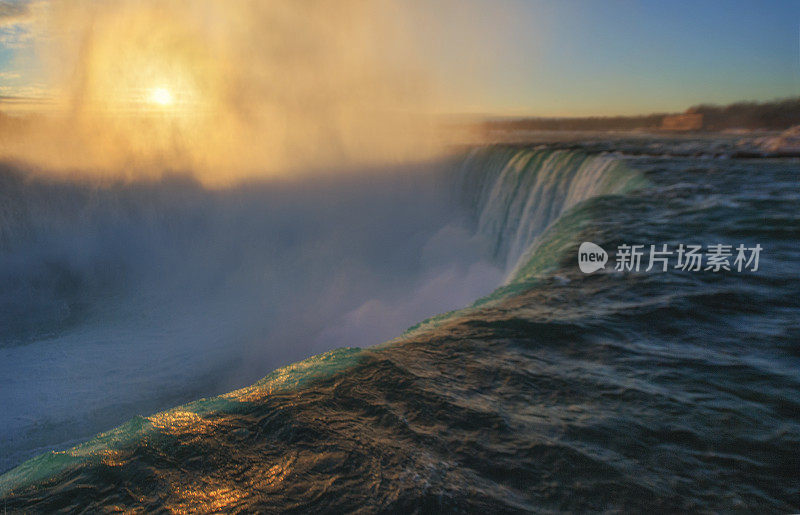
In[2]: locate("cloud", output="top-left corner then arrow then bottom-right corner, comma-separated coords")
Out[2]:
0,83 -> 49,98
0,0 -> 42,49
0,1 -> 32,27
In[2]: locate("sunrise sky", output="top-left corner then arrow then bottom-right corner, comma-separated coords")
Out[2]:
0,0 -> 797,117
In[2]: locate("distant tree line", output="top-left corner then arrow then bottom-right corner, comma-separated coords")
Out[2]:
686,98 -> 800,130
484,97 -> 800,132
483,113 -> 665,132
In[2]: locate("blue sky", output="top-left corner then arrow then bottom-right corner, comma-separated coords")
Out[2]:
0,0 -> 798,116
409,0 -> 800,115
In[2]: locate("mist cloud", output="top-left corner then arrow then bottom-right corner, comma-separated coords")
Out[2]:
0,0 -> 447,183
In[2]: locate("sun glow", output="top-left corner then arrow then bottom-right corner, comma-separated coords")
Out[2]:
149,87 -> 174,106
0,1 -> 443,185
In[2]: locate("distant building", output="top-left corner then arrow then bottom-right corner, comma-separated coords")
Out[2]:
661,113 -> 703,131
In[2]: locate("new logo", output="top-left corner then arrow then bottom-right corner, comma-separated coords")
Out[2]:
578,242 -> 607,274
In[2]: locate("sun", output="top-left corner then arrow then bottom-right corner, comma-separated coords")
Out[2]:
149,87 -> 174,106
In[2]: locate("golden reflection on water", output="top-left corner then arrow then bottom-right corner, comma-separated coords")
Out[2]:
148,410 -> 218,436
164,458 -> 295,513
99,449 -> 128,468
168,486 -> 246,514
134,406 -> 298,513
